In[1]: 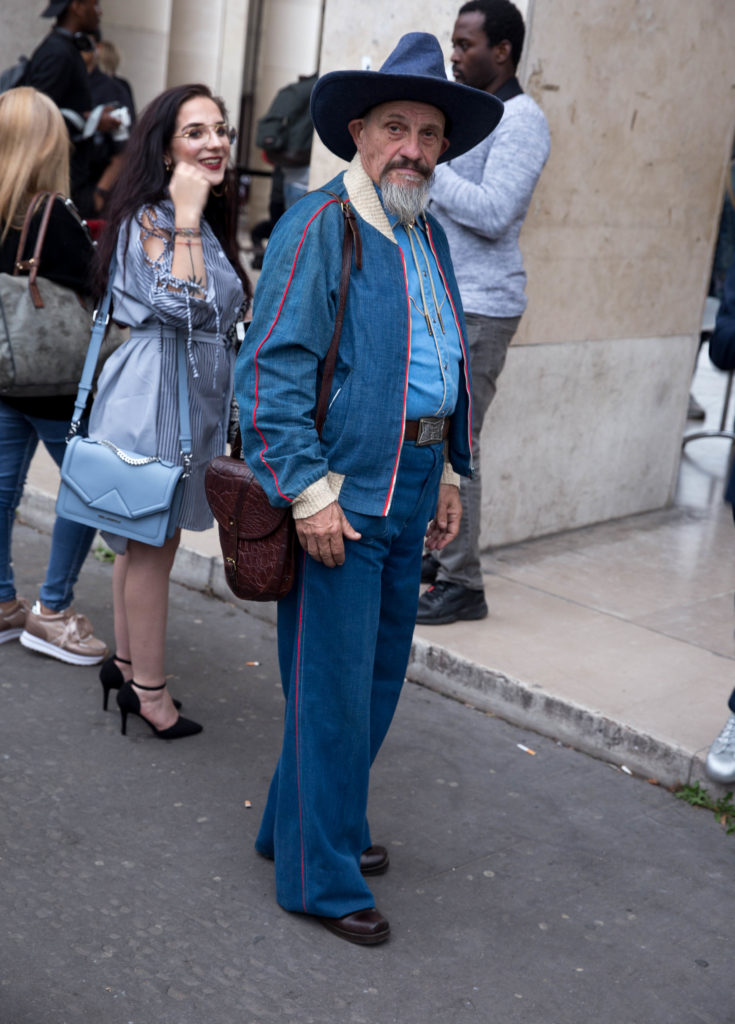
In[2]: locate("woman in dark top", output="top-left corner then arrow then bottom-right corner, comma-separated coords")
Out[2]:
0,87 -> 107,665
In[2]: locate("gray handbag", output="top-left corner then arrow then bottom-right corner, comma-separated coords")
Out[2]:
0,192 -> 122,397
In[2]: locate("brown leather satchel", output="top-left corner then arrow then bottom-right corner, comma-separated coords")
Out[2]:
205,193 -> 362,601
205,431 -> 298,600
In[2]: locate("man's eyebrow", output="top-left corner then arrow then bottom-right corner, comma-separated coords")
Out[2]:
379,110 -> 444,130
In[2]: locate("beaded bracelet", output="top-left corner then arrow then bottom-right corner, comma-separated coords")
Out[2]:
173,227 -> 202,238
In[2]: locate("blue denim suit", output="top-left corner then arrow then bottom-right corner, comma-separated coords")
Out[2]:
236,159 -> 473,518
235,158 -> 473,918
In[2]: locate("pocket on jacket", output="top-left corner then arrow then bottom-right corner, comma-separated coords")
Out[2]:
320,368 -> 352,448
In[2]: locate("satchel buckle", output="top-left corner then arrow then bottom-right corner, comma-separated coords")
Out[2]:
416,416 -> 446,447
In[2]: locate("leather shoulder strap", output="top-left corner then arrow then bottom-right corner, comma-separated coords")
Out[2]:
14,192 -> 59,308
314,191 -> 362,437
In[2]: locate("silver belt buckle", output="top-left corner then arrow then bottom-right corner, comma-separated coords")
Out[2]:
416,416 -> 446,446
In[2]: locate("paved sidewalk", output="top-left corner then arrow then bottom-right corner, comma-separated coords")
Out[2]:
19,340 -> 735,790
1,522 -> 733,1024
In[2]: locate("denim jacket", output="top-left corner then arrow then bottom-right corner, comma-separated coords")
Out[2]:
235,157 -> 473,518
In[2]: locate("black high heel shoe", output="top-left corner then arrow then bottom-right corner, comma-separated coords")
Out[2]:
100,655 -> 181,711
116,681 -> 202,740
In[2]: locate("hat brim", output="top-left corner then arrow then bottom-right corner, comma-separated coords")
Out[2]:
41,1 -> 71,16
310,69 -> 504,164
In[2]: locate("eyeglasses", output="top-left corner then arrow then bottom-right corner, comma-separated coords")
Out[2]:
171,123 -> 237,145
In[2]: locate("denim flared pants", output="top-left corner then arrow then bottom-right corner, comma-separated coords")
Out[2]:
256,440 -> 445,918
0,400 -> 96,609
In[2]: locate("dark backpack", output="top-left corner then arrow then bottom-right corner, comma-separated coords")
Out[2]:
255,74 -> 317,168
0,56 -> 28,94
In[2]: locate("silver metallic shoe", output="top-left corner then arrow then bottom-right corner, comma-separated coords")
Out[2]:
705,715 -> 735,784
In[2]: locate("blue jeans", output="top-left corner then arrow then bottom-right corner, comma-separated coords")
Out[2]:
255,440 -> 445,917
0,400 -> 96,610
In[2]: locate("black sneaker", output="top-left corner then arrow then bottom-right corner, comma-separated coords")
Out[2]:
416,581 -> 488,625
421,553 -> 438,584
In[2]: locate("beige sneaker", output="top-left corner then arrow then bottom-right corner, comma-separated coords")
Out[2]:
0,597 -> 30,644
20,601 -> 108,666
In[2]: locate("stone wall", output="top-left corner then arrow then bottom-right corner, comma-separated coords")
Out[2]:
310,0 -> 735,544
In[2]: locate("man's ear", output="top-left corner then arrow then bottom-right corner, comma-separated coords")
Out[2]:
493,39 -> 513,66
439,137 -> 450,158
347,118 -> 365,150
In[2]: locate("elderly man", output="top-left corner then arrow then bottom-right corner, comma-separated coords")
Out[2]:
235,33 -> 502,945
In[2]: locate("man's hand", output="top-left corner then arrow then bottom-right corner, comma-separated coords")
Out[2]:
97,104 -> 122,134
424,484 -> 462,550
295,501 -> 362,567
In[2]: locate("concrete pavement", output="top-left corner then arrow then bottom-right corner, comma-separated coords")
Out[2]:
1,520 -> 733,1024
17,338 -> 735,791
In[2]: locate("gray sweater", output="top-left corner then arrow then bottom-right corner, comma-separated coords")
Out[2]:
429,93 -> 550,318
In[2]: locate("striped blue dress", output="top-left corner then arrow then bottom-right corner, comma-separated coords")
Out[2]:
88,200 -> 245,544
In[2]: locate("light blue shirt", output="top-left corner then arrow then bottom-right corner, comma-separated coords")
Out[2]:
386,210 -> 462,420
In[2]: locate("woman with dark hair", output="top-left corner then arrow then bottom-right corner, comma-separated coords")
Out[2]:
90,83 -> 251,739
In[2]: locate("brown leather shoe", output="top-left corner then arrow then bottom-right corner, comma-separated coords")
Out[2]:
360,844 -> 390,875
317,908 -> 390,945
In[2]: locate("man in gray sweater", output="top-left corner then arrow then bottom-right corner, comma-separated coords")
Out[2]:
418,0 -> 550,624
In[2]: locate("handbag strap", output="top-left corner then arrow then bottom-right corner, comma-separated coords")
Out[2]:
68,250 -> 117,434
230,192 -> 361,461
314,193 -> 362,437
68,252 -> 193,474
14,191 -> 59,308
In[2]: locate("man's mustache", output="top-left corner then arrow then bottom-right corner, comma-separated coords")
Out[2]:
382,158 -> 432,180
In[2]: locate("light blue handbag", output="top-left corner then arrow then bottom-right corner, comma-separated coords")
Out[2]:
56,254 -> 192,547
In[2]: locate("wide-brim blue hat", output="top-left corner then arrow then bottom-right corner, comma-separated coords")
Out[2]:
310,32 -> 504,164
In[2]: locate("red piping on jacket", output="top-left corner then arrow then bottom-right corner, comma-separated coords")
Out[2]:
251,198 -> 338,503
424,220 -> 474,467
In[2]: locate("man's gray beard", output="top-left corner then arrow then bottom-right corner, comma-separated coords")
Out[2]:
381,174 -> 434,225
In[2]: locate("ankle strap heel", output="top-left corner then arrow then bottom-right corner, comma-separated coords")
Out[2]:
100,661 -> 182,713
116,681 -> 202,740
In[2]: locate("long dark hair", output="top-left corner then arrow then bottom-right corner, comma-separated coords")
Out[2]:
93,83 -> 251,302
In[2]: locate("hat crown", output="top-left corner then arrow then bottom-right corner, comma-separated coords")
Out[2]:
309,31 -> 504,164
379,32 -> 449,83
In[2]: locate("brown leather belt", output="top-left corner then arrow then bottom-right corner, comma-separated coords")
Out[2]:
403,416 -> 450,446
